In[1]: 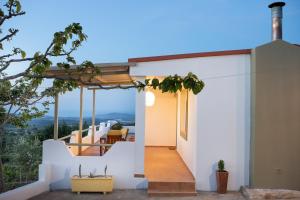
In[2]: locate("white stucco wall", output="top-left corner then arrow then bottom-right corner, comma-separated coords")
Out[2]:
42,140 -> 146,190
176,91 -> 198,177
145,88 -> 177,147
134,85 -> 146,175
130,54 -> 251,191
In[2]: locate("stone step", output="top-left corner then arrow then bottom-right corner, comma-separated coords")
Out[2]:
148,181 -> 196,196
148,189 -> 197,197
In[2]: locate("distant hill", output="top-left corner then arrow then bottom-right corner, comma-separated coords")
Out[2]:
29,113 -> 135,128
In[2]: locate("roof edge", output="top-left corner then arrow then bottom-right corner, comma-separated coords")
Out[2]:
128,49 -> 251,63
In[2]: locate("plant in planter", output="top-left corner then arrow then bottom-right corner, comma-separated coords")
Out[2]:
79,164 -> 82,178
111,122 -> 123,130
104,165 -> 108,178
216,160 -> 229,194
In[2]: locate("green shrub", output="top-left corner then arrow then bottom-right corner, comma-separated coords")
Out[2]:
111,122 -> 123,130
218,160 -> 225,171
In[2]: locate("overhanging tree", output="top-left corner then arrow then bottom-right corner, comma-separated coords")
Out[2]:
0,0 -> 89,192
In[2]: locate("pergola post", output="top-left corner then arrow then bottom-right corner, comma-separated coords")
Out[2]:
54,93 -> 59,140
91,89 -> 96,144
78,86 -> 83,155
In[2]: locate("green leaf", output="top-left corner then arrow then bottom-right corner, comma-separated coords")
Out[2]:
15,1 -> 21,13
0,9 -> 4,17
21,50 -> 26,58
151,78 -> 159,89
145,79 -> 150,85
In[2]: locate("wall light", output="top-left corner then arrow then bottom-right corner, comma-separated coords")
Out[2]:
146,91 -> 155,107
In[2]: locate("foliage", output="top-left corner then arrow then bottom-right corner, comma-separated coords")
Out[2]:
218,160 -> 225,172
2,131 -> 42,191
0,0 -> 91,130
142,72 -> 205,95
2,121 -> 83,192
111,122 -> 123,130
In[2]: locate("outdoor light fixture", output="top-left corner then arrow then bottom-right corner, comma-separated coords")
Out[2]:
146,91 -> 155,107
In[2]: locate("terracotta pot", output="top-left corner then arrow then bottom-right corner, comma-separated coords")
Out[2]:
216,171 -> 228,194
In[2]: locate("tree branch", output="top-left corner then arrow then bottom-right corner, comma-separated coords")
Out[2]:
0,1 -> 25,26
0,29 -> 18,43
0,42 -> 54,80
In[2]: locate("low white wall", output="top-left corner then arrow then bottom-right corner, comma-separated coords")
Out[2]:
145,89 -> 177,147
0,164 -> 51,200
42,140 -> 146,190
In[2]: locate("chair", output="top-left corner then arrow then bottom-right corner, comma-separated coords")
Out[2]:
121,128 -> 129,141
101,128 -> 128,153
107,128 -> 129,143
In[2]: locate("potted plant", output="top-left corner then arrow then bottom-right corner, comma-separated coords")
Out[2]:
216,160 -> 228,194
110,122 -> 123,130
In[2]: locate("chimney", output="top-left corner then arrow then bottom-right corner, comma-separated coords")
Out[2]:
268,2 -> 285,41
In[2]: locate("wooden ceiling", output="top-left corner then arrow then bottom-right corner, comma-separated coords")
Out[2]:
45,62 -> 136,86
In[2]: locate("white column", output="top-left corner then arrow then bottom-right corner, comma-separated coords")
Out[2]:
54,93 -> 59,140
78,86 -> 83,155
134,77 -> 146,175
91,89 -> 96,144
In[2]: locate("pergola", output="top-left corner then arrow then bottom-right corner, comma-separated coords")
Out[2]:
45,62 -> 136,155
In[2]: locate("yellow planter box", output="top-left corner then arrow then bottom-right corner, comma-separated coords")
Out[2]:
71,175 -> 113,194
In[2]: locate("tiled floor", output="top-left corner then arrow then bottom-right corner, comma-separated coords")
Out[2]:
145,147 -> 194,182
30,190 -> 245,200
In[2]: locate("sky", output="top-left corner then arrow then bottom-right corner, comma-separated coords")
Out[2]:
4,0 -> 300,117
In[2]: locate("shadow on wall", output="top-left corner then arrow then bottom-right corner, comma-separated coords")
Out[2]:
50,167 -> 71,190
136,180 -> 148,189
209,162 -> 218,191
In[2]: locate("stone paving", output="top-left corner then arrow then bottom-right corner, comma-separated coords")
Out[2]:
30,189 -> 245,200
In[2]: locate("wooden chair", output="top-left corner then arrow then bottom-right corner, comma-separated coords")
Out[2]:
121,128 -> 129,141
103,128 -> 129,153
107,134 -> 123,144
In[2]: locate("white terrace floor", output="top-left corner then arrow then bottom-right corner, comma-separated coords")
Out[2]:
30,190 -> 245,200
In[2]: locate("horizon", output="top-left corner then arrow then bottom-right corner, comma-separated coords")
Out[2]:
42,112 -> 135,118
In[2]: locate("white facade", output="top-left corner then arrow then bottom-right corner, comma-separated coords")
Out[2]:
131,54 -> 251,191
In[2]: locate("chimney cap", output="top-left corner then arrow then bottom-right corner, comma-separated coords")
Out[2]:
268,2 -> 286,8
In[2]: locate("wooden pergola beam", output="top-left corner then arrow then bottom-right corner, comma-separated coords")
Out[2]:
78,86 -> 83,155
91,89 -> 96,144
53,94 -> 59,140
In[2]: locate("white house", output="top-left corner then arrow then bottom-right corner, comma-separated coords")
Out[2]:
1,2 -> 300,200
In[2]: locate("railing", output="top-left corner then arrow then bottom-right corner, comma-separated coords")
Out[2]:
56,124 -> 112,156
66,143 -> 112,147
65,142 -> 113,156
57,124 -> 102,141
58,133 -> 76,141
55,124 -> 133,156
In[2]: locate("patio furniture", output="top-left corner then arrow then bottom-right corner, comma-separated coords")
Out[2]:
99,128 -> 129,153
107,128 -> 129,144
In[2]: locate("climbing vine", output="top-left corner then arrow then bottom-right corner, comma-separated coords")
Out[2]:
137,72 -> 205,95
